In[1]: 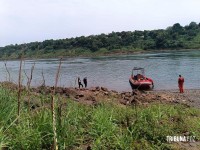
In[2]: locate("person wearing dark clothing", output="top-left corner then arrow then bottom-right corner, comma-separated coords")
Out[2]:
78,77 -> 83,88
178,75 -> 184,93
83,77 -> 87,88
133,75 -> 138,80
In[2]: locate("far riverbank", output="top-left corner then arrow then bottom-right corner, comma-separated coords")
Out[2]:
0,48 -> 200,61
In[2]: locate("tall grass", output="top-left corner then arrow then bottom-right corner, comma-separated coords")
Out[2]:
0,87 -> 199,149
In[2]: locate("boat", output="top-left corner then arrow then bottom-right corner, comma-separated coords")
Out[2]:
129,67 -> 154,90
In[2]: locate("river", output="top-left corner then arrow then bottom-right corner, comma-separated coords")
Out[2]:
0,50 -> 200,91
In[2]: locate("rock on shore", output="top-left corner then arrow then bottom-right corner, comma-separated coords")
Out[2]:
30,85 -> 196,108
0,81 -> 199,108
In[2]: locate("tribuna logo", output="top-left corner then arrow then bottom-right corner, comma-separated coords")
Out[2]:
166,136 -> 196,143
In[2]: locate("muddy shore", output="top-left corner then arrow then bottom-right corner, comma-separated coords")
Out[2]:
154,89 -> 200,108
0,81 -> 199,109
31,86 -> 200,109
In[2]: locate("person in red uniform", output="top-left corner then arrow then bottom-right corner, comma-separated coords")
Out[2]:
178,75 -> 184,93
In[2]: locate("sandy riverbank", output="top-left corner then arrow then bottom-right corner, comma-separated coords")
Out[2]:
153,89 -> 200,108
1,81 -> 199,109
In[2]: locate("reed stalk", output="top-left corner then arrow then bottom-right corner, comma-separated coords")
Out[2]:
24,62 -> 35,113
4,60 -> 11,82
17,55 -> 23,118
41,68 -> 45,86
52,58 -> 62,150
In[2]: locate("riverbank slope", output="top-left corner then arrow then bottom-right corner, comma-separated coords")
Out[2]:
0,82 -> 199,149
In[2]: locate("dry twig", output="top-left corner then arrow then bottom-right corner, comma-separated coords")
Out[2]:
17,55 -> 23,117
24,62 -> 36,112
51,58 -> 62,150
4,60 -> 11,82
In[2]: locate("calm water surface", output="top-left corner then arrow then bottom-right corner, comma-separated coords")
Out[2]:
1,50 -> 200,91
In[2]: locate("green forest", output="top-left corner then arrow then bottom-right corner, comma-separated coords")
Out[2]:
1,22 -> 200,59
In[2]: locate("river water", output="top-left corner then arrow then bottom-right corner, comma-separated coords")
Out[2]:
0,50 -> 200,91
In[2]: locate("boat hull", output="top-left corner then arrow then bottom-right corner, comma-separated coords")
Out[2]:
129,78 -> 153,90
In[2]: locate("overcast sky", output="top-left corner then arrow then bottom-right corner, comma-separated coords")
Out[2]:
0,0 -> 200,46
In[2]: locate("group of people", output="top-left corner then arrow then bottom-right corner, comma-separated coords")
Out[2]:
78,77 -> 87,88
77,75 -> 185,93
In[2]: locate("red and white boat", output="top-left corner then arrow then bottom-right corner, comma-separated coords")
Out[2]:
129,67 -> 154,90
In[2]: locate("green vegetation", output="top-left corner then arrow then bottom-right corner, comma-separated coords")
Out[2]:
1,22 -> 200,59
0,87 -> 199,149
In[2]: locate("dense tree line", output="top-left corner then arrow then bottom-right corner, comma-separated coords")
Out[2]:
1,22 -> 200,59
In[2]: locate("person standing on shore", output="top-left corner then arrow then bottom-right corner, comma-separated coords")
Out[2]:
178,75 -> 184,93
78,77 -> 83,89
83,77 -> 87,88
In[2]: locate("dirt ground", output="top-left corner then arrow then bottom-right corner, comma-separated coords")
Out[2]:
28,84 -> 200,109
153,89 -> 200,108
0,81 -> 200,108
